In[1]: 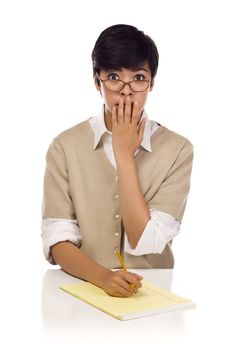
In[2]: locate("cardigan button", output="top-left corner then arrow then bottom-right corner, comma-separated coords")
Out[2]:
115,214 -> 120,219
114,232 -> 119,237
115,175 -> 118,181
114,194 -> 119,199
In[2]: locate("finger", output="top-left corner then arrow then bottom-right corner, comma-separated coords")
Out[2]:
116,271 -> 138,292
129,279 -> 142,289
136,274 -> 143,280
118,270 -> 141,284
131,101 -> 140,126
135,274 -> 143,288
112,105 -> 118,126
117,99 -> 124,123
115,271 -> 138,290
120,279 -> 137,294
115,291 -> 127,297
129,284 -> 138,294
118,285 -> 133,297
122,271 -> 142,288
124,96 -> 131,123
109,290 -> 126,297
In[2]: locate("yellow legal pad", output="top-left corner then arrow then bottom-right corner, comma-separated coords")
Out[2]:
60,280 -> 196,320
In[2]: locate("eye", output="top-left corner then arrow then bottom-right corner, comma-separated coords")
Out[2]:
107,73 -> 119,80
135,74 -> 146,81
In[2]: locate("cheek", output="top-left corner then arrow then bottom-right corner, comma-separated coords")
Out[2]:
102,91 -> 119,110
135,94 -> 148,109
138,92 -> 148,102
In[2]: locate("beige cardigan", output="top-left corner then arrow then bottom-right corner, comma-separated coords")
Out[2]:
42,119 -> 194,269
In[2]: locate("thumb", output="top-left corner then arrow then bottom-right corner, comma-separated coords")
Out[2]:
136,275 -> 143,280
131,272 -> 143,280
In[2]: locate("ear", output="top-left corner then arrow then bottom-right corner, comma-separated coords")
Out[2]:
149,80 -> 154,91
94,75 -> 101,92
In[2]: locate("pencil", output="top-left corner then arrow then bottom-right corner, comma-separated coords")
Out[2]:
114,247 -> 135,289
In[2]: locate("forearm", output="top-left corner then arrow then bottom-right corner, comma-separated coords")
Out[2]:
50,241 -> 110,287
116,154 -> 150,248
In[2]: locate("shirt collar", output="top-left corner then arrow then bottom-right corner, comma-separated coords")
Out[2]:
90,104 -> 152,152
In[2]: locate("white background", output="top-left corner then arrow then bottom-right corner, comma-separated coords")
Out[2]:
0,0 -> 233,349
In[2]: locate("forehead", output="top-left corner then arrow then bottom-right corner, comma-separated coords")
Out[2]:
102,62 -> 150,74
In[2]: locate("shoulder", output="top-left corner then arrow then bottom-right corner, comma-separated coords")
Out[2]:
156,123 -> 193,151
51,117 -> 93,147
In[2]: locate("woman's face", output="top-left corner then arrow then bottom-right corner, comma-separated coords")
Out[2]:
94,61 -> 154,126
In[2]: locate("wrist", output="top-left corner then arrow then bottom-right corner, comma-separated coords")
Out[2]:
90,265 -> 112,288
115,152 -> 134,166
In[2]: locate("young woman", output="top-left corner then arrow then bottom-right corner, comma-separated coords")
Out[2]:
41,24 -> 194,297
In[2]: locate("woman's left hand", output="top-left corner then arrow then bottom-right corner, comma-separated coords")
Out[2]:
111,97 -> 146,159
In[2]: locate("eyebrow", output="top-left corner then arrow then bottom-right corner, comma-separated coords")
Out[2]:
104,67 -> 149,73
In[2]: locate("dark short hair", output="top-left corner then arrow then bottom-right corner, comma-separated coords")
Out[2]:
91,24 -> 159,86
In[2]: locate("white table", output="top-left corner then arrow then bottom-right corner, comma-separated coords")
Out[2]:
41,268 -> 190,347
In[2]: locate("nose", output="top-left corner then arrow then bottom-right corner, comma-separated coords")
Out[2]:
120,83 -> 133,97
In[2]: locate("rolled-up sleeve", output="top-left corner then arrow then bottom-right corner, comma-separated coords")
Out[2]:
41,218 -> 82,264
124,209 -> 180,256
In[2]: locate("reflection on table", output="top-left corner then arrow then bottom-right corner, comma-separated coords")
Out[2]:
41,268 -> 186,345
